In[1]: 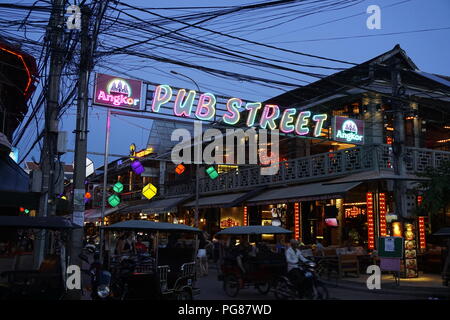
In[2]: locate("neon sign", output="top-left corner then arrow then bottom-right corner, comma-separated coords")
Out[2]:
332,116 -> 365,145
149,84 -> 328,138
94,73 -> 142,109
366,192 -> 375,250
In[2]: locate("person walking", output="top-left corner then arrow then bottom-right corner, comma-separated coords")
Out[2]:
197,231 -> 210,276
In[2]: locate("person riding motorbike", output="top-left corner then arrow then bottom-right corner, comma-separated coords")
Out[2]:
285,239 -> 312,298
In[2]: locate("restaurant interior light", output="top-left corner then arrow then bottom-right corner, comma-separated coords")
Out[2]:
142,183 -> 157,199
206,166 -> 219,179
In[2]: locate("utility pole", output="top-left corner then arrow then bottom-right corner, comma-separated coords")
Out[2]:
391,57 -> 408,220
68,5 -> 91,300
34,0 -> 65,269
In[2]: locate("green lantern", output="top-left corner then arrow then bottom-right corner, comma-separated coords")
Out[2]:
206,166 -> 219,179
113,181 -> 124,193
108,194 -> 121,207
24,209 -> 30,214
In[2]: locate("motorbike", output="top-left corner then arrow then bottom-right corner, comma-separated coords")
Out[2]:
79,253 -> 113,300
84,236 -> 99,254
274,260 -> 329,300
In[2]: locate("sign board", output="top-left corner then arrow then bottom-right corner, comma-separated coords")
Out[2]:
93,73 -> 142,110
332,116 -> 365,145
378,236 -> 404,258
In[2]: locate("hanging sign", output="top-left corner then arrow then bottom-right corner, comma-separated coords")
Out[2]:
332,116 -> 365,145
93,73 -> 142,109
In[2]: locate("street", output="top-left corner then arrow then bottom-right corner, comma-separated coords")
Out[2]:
195,265 -> 427,300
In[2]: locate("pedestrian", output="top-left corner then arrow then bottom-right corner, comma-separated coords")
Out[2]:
197,231 -> 210,276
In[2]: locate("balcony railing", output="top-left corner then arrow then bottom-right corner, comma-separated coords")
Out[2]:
164,145 -> 450,197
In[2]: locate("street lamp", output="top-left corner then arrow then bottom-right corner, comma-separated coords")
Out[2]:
170,70 -> 200,228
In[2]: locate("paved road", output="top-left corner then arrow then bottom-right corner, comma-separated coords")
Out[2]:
195,266 -> 428,300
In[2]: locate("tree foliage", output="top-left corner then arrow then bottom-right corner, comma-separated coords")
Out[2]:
416,160 -> 450,217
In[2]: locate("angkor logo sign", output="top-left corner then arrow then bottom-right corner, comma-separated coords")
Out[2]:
94,73 -> 142,109
333,116 -> 364,144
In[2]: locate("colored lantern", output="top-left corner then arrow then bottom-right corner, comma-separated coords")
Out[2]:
206,166 -> 219,179
175,164 -> 185,175
19,207 -> 25,212
131,160 -> 145,175
113,182 -> 124,193
85,192 -> 92,199
24,209 -> 30,214
108,194 -> 121,207
142,183 -> 157,200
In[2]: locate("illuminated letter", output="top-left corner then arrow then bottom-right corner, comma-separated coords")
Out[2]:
195,93 -> 216,121
295,111 -> 311,136
280,108 -> 296,133
245,102 -> 262,127
259,104 -> 280,130
223,98 -> 243,125
312,114 -> 327,137
152,84 -> 172,113
174,89 -> 196,117
97,91 -> 106,101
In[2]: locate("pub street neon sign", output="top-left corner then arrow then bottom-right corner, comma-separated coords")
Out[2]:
93,74 -> 365,143
150,84 -> 328,139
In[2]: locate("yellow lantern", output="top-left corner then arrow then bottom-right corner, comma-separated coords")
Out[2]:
142,183 -> 157,199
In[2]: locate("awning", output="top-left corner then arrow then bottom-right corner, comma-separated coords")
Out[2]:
322,170 -> 430,185
183,190 -> 252,209
246,181 -> 361,206
0,154 -> 39,208
216,226 -> 292,236
0,215 -> 81,229
119,196 -> 190,214
84,206 -> 122,222
103,220 -> 201,233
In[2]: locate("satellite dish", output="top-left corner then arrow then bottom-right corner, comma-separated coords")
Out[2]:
86,158 -> 94,177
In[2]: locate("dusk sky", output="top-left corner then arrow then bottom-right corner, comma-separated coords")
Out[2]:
9,0 -> 450,170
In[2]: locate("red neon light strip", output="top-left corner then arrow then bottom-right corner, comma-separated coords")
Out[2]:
379,193 -> 387,237
243,206 -> 248,226
418,217 -> 426,249
0,46 -> 33,96
294,203 -> 300,240
366,193 -> 375,250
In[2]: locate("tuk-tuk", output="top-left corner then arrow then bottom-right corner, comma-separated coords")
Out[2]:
0,215 -> 81,300
215,225 -> 291,297
101,220 -> 201,300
